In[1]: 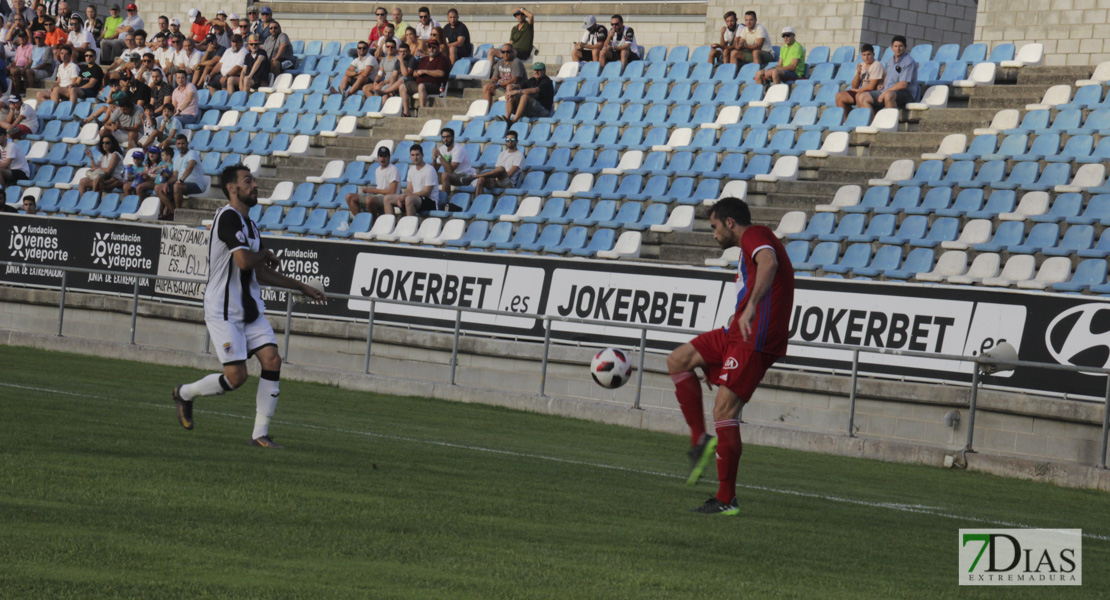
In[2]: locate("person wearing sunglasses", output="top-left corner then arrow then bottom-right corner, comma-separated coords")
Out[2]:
260,20 -> 295,75
470,132 -> 523,196
101,3 -> 142,64
233,34 -> 269,93
858,35 -> 919,116
367,6 -> 389,47
599,14 -> 641,69
206,34 -> 247,93
66,16 -> 98,63
373,22 -> 399,60
753,26 -> 805,85
362,39 -> 399,98
245,6 -> 266,41
333,40 -> 377,98
78,136 -> 125,196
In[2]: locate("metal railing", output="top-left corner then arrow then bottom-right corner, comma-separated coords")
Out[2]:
5,259 -> 1110,470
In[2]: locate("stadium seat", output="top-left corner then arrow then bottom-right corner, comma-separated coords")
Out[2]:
947,253 -> 1001,285
1054,259 -> 1108,292
916,250 -> 968,282
1002,42 -> 1044,68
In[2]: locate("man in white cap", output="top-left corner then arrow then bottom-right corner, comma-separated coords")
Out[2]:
0,95 -> 38,138
188,8 -> 210,45
101,2 -> 143,64
572,15 -> 606,62
754,26 -> 805,85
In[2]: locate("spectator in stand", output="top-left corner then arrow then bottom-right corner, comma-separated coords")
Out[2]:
433,127 -> 473,199
82,79 -> 126,124
167,17 -> 181,40
414,6 -> 439,41
138,102 -> 179,148
258,6 -> 274,39
188,8 -> 208,45
246,5 -> 264,40
754,26 -> 804,84
209,16 -> 230,49
35,46 -> 76,101
384,143 -> 439,216
227,13 -> 241,33
482,44 -> 523,103
174,36 -> 201,79
401,26 -> 421,58
859,35 -> 919,114
6,29 -> 31,93
10,0 -> 34,28
102,5 -> 123,41
171,69 -> 198,125
388,42 -> 418,115
194,33 -> 223,84
333,40 -> 376,98
204,33 -> 246,92
100,30 -> 134,71
836,43 -> 884,110
0,127 -> 30,186
147,64 -> 172,108
66,15 -> 97,61
54,0 -> 74,27
233,34 -> 268,92
23,30 -> 52,90
84,5 -> 104,41
572,15 -> 606,63
390,7 -> 409,43
156,133 -> 204,220
21,195 -> 36,214
734,11 -> 772,67
470,129 -> 523,196
599,14 -> 640,68
442,8 -> 470,64
346,145 -> 398,217
0,94 -> 36,138
74,48 -> 104,99
373,22 -> 399,60
127,69 -> 152,106
407,39 -> 450,110
487,7 -> 533,63
124,146 -> 156,196
101,2 -> 142,64
118,147 -> 146,196
501,61 -> 552,124
368,6 -> 388,46
148,13 -> 168,45
103,99 -> 142,147
78,135 -> 125,195
135,48 -> 163,84
708,11 -> 738,65
151,31 -> 173,71
29,3 -> 47,34
363,37 -> 399,97
260,20 -> 295,76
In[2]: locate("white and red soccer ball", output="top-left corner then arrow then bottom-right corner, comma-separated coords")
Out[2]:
590,347 -> 633,389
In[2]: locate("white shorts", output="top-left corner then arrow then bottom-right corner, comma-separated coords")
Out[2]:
207,317 -> 278,364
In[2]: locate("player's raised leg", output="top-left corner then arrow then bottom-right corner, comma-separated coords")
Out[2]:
669,330 -> 725,484
173,320 -> 250,430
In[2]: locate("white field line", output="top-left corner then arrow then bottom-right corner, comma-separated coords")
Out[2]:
4,381 -> 1109,543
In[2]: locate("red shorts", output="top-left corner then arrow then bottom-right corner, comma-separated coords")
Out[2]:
690,328 -> 779,401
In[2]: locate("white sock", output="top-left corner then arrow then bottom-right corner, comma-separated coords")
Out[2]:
252,375 -> 280,439
181,373 -> 228,401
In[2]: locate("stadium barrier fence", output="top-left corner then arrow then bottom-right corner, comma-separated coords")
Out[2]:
3,258 -> 1110,470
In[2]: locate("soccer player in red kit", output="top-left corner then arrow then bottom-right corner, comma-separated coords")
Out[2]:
666,197 -> 794,514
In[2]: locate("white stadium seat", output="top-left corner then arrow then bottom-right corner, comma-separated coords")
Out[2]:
815,185 -> 862,212
596,231 -> 642,259
947,253 -> 1001,285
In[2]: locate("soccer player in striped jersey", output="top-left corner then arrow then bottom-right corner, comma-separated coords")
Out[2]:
172,164 -> 326,448
666,197 -> 794,514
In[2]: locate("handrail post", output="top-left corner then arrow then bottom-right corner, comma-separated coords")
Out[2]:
56,271 -> 66,337
1100,376 -> 1110,469
449,308 -> 462,385
633,327 -> 647,409
203,328 -> 211,354
363,300 -> 376,374
847,349 -> 860,437
964,364 -> 982,453
539,319 -> 552,396
282,292 -> 293,362
129,278 -> 140,345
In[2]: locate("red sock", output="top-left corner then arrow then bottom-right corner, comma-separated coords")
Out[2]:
714,419 -> 742,503
671,371 -> 705,445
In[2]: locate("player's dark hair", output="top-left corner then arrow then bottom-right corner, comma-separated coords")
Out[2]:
410,144 -> 424,155
447,8 -> 458,16
745,10 -> 757,19
175,133 -> 188,142
419,6 -> 430,15
708,197 -> 752,227
611,14 -> 623,23
724,11 -> 736,20
892,35 -> 907,46
220,164 -> 251,200
860,43 -> 874,54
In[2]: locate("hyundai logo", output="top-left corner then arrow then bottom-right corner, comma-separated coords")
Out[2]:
1045,303 -> 1110,369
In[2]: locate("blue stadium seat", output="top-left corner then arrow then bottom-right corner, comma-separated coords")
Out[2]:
571,229 -> 616,257
911,217 -> 959,248
828,108 -> 871,132
850,245 -> 901,277
548,226 -> 589,254
1043,224 -> 1095,257
789,212 -> 835,241
960,43 -> 987,62
830,46 -> 855,63
842,187 -> 891,213
475,196 -> 518,221
906,187 -> 953,215
874,187 -> 923,215
1046,134 -> 1094,163
823,243 -> 871,274
953,160 -> 1004,189
975,221 -> 1025,252
795,241 -> 839,272
446,221 -> 490,247
879,215 -> 929,245
332,212 -> 372,238
34,189 -> 59,213
816,213 -> 865,242
596,202 -> 641,228
846,214 -> 896,242
1012,133 -> 1059,162
602,174 -> 643,201
519,224 -> 564,251
287,208 -> 329,234
495,222 -> 539,250
668,46 -> 690,61
1054,259 -> 1107,292
988,43 -> 1015,63
103,194 -> 138,219
470,221 -> 514,248
574,200 -> 616,226
803,106 -> 845,131
257,206 -> 285,230
1080,230 -> 1110,258
1067,194 -> 1110,225
885,248 -> 935,279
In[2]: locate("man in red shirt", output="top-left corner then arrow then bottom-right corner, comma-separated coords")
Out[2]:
666,197 -> 795,515
405,39 -> 450,112
188,8 -> 210,45
367,6 -> 389,45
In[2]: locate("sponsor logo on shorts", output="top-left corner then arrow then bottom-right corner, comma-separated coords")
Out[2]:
222,342 -> 233,356
723,357 -> 739,370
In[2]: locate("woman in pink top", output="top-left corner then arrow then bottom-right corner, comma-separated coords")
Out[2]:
171,70 -> 199,125
8,31 -> 34,95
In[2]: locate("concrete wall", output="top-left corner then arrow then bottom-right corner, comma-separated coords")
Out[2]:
975,0 -> 1110,67
704,0 -> 974,53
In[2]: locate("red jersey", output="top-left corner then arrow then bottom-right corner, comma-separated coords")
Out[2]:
368,22 -> 387,44
727,225 -> 794,356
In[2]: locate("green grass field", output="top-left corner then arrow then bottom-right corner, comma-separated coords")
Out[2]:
1,345 -> 1108,599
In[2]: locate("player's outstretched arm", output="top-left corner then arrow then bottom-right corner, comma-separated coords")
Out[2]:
257,266 -> 327,303
736,248 -> 778,341
232,247 -> 281,272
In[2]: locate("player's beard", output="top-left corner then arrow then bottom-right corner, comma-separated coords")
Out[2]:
240,188 -> 259,207
715,229 -> 737,249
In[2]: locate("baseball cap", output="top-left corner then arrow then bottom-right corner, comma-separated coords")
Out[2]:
128,52 -> 141,62
205,33 -> 216,42
781,26 -> 795,36
230,13 -> 239,20
247,6 -> 259,13
169,17 -> 179,25
8,95 -> 20,103
126,3 -> 137,10
111,5 -> 121,11
531,62 -> 546,71
216,9 -> 226,16
187,8 -> 198,20
260,7 -> 272,14
131,149 -> 145,160
582,15 -> 596,30
147,146 -> 162,154
33,30 -> 44,38
377,146 -> 391,157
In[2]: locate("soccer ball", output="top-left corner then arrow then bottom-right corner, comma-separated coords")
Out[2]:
590,347 -> 633,389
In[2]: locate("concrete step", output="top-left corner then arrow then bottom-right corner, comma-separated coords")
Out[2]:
1018,65 -> 1094,86
770,179 -> 865,198
657,243 -> 723,265
960,84 -> 1052,99
803,155 -> 898,172
968,96 -> 1044,110
918,107 -> 1002,124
